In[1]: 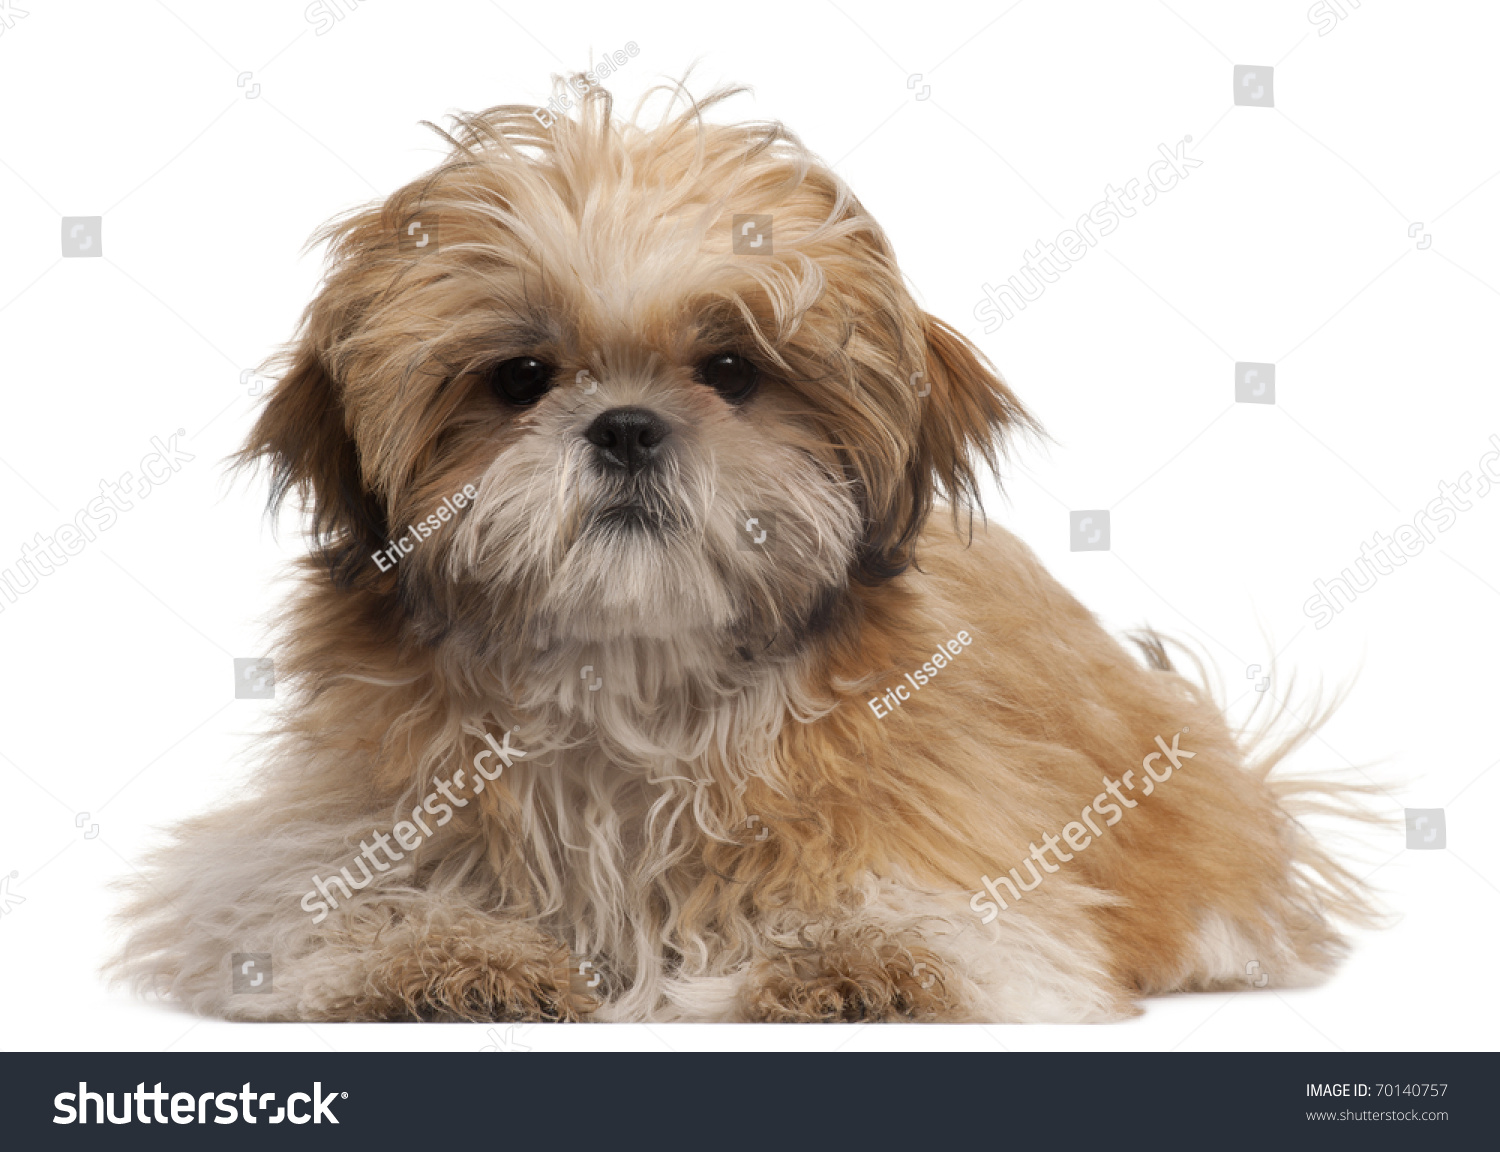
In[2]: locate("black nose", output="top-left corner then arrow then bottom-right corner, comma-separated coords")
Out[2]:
584,407 -> 670,475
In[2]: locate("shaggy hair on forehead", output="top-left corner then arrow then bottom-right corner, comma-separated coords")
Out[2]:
110,78 -> 1381,1026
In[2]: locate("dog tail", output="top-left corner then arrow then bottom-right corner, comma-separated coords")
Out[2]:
1242,673 -> 1392,932
1133,628 -> 1393,978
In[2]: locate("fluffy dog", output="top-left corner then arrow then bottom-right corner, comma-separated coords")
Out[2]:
113,80 -> 1375,1023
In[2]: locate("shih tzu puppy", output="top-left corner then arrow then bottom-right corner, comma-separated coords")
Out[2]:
114,80 -> 1375,1023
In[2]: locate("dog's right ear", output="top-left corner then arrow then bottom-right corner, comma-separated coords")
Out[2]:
239,327 -> 390,588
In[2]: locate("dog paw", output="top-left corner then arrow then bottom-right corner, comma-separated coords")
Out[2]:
741,942 -> 955,1023
304,918 -> 598,1022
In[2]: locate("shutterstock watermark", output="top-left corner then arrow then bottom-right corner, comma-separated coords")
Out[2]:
1308,0 -> 1363,36
969,731 -> 1195,923
0,432 -> 194,614
1303,434 -> 1500,628
300,727 -> 526,923
305,0 -> 368,35
0,2 -> 28,37
973,137 -> 1202,333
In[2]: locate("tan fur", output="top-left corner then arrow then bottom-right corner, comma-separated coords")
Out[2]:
109,78 -> 1377,1023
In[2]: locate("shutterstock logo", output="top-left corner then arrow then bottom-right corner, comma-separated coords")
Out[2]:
54,1082 -> 344,1125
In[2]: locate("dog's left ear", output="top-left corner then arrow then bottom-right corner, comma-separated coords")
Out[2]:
859,314 -> 1035,581
238,323 -> 391,589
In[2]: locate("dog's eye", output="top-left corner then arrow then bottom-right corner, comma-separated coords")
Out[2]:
697,352 -> 759,403
490,357 -> 556,405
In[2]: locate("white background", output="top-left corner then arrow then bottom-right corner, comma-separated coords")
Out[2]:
1,0 -> 1496,1053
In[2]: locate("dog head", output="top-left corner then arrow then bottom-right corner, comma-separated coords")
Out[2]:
246,81 -> 1031,661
